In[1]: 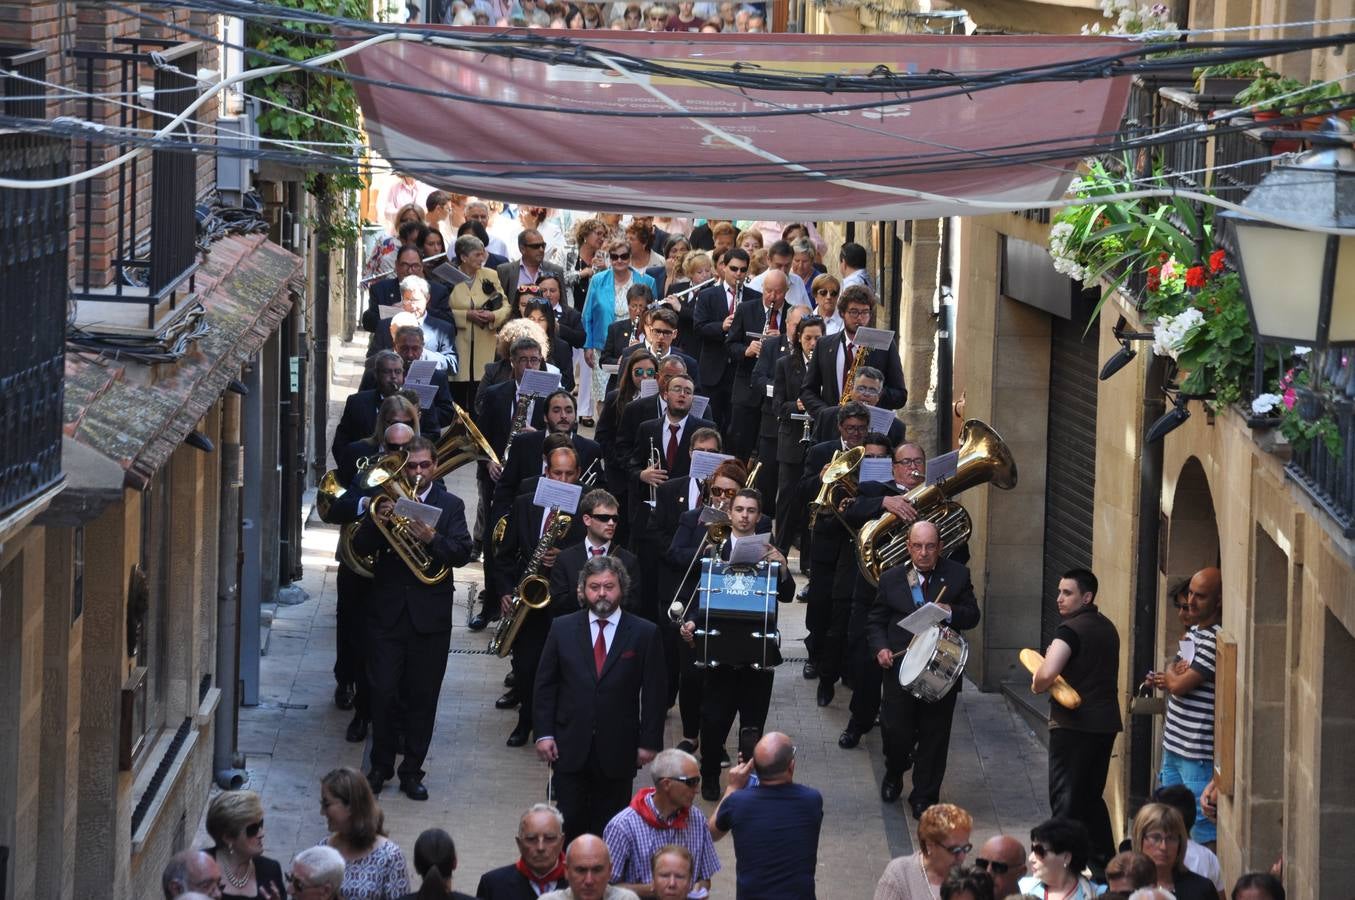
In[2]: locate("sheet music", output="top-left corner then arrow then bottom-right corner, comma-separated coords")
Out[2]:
1178,636 -> 1196,666
601,363 -> 620,375
378,304 -> 403,321
858,457 -> 892,483
926,450 -> 959,486
519,368 -> 562,396
853,325 -> 893,351
866,404 -> 895,434
690,395 -> 711,419
639,378 -> 659,399
393,497 -> 442,528
433,261 -> 469,285
405,359 -> 438,386
532,478 -> 582,514
689,450 -> 735,481
897,602 -> 950,633
728,532 -> 770,566
405,382 -> 438,410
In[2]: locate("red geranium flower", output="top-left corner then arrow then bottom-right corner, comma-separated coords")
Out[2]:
1185,266 -> 1206,289
1208,249 -> 1226,273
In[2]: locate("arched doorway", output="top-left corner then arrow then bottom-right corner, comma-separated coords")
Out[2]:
1165,457 -> 1220,582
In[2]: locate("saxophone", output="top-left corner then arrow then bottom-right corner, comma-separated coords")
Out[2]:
489,507 -> 574,657
500,391 -> 535,465
839,342 -> 869,406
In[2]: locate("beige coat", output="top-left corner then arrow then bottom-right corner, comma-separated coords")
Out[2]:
449,267 -> 510,383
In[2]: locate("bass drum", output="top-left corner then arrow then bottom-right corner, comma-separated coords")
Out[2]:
898,625 -> 969,702
692,559 -> 783,669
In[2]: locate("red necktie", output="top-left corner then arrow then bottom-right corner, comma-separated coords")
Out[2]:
842,341 -> 854,391
594,619 -> 609,676
728,287 -> 737,314
590,545 -> 605,557
767,306 -> 777,331
666,423 -> 679,471
540,509 -> 556,540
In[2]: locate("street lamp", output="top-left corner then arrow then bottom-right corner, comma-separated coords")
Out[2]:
1218,120 -> 1355,349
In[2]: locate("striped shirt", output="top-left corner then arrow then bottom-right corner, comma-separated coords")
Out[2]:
1163,623 -> 1219,760
603,795 -> 720,896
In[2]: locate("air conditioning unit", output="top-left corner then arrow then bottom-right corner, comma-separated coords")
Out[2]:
217,97 -> 259,199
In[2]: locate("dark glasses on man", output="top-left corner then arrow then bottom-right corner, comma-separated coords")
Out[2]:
973,858 -> 1011,874
588,513 -> 619,523
726,265 -> 747,274
523,242 -> 547,250
667,775 -> 701,787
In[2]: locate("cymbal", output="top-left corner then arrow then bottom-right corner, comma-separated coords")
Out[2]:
1019,648 -> 1082,709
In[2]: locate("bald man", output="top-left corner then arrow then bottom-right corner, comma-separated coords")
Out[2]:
539,835 -> 639,900
726,268 -> 790,459
162,849 -> 222,899
1149,566 -> 1222,846
975,835 -> 1027,897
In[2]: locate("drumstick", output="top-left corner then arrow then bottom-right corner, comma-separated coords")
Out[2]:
890,586 -> 947,658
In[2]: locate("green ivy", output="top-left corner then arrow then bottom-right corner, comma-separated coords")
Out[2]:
246,0 -> 368,251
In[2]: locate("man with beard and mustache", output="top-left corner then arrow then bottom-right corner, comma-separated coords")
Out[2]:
534,557 -> 667,844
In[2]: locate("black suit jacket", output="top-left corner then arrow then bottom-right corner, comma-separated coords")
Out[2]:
800,439 -> 853,560
651,476 -> 700,610
351,481 -> 473,633
693,282 -> 761,388
644,263 -> 669,298
363,277 -> 452,333
366,314 -> 458,372
475,379 -> 551,461
841,479 -> 970,604
356,362 -> 456,435
602,318 -> 642,366
866,556 -> 980,664
491,431 -> 603,525
629,415 -> 717,484
533,610 -> 667,777
666,509 -> 792,608
727,297 -> 789,409
475,864 -> 566,900
549,541 -> 642,614
494,493 -> 588,598
751,333 -> 792,442
553,302 -> 586,349
799,330 -> 907,412
660,278 -> 702,359
773,350 -> 812,464
496,259 -> 565,304
332,389 -> 383,465
615,393 -> 662,477
812,405 -> 905,446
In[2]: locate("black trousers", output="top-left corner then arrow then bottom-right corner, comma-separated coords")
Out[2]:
846,597 -> 883,730
817,594 -> 854,686
704,371 -> 734,433
678,638 -> 707,739
699,666 -> 774,780
1049,728 -> 1118,868
510,618 -> 549,733
554,751 -> 633,845
755,436 -> 779,516
774,461 -> 807,552
880,668 -> 960,808
803,563 -> 835,664
367,607 -> 451,782
728,402 -> 762,461
334,564 -> 373,719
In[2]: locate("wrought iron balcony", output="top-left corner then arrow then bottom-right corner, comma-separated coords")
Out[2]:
1286,353 -> 1355,538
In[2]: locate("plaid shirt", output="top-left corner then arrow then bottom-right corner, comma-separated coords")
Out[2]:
602,795 -> 721,893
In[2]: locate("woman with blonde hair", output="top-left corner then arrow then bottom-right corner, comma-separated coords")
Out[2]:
318,767 -> 410,900
1130,803 -> 1217,900
206,790 -> 286,899
364,202 -> 425,282
874,803 -> 974,899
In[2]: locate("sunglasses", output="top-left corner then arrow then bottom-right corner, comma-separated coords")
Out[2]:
287,874 -> 312,891
246,820 -> 264,838
1031,843 -> 1053,859
588,513 -> 619,523
815,288 -> 840,296
668,775 -> 701,787
974,858 -> 1011,875
523,242 -> 547,250
726,265 -> 748,274
708,486 -> 737,498
634,367 -> 657,377
610,252 -> 631,260
944,843 -> 973,857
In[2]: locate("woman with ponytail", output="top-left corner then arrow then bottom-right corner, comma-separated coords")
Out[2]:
399,829 -> 475,900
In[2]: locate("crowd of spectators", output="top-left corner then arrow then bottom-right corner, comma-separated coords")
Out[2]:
422,0 -> 769,33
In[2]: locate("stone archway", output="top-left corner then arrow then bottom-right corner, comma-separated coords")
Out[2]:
1165,456 -> 1220,582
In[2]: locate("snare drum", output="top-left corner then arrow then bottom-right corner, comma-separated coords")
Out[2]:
693,560 -> 783,669
898,625 -> 968,702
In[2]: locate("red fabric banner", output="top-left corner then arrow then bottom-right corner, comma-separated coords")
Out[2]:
346,29 -> 1134,219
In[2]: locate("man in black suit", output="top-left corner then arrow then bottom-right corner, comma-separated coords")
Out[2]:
750,304 -> 808,519
616,307 -> 700,391
809,365 -> 906,446
534,556 -> 667,844
611,356 -> 688,484
495,445 -> 587,747
799,403 -> 871,702
475,804 -> 570,900
726,268 -> 790,461
693,248 -> 759,430
628,373 -> 716,529
331,351 -> 408,464
867,519 -> 981,817
363,245 -> 452,332
357,331 -> 456,435
351,436 -> 474,800
799,285 -> 906,413
497,228 -> 565,300
491,390 -> 602,526
549,489 -> 641,613
366,277 -> 458,370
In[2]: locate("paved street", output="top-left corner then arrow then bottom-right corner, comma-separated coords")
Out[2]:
202,339 -> 1051,898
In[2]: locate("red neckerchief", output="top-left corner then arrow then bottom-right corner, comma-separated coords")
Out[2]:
516,854 -> 566,893
629,787 -> 689,830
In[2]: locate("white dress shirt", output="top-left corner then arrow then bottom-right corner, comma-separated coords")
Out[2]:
749,269 -> 811,307
589,609 -> 621,656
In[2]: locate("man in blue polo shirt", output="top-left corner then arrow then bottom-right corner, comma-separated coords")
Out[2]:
707,731 -> 823,899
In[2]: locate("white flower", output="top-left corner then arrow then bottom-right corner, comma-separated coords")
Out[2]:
1251,393 -> 1283,415
1151,308 -> 1204,360
1293,345 -> 1311,356
1048,223 -> 1089,282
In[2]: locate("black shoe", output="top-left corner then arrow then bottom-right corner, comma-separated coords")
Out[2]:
838,725 -> 863,749
495,688 -> 520,710
795,584 -> 810,601
400,779 -> 429,801
468,612 -> 490,632
676,738 -> 699,754
701,780 -> 722,803
345,715 -> 369,743
880,774 -> 903,803
802,661 -> 818,680
506,725 -> 531,747
503,670 -> 516,688
469,541 -> 483,563
910,800 -> 931,820
367,770 -> 388,795
720,749 -> 731,769
579,416 -> 595,428
334,682 -> 355,710
816,681 -> 835,707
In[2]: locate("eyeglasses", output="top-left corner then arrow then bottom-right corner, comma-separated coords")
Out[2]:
973,858 -> 1011,875
588,513 -> 619,523
726,265 -> 748,274
650,328 -> 676,337
523,242 -> 547,250
667,775 -> 701,787
667,386 -> 694,396
842,306 -> 872,318
515,356 -> 544,366
840,423 -> 868,434
287,874 -> 312,891
708,486 -> 737,499
943,843 -> 973,857
895,457 -> 924,466
406,459 -> 435,471
633,367 -> 657,377
245,820 -> 264,838
1143,832 -> 1181,846
610,252 -> 631,260
815,288 -> 840,296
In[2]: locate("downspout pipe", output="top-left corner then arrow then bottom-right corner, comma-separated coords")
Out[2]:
214,391 -> 248,789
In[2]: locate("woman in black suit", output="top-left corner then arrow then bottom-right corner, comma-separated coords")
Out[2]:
595,349 -> 659,546
773,313 -> 825,553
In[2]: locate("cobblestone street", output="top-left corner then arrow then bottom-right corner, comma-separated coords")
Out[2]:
204,339 -> 1051,898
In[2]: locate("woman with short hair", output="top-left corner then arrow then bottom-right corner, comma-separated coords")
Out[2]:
318,767 -> 411,900
1130,803 -> 1218,900
1015,817 -> 1099,899
206,790 -> 286,900
874,803 -> 974,899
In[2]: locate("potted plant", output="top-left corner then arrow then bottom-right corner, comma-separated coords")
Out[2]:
1193,59 -> 1271,99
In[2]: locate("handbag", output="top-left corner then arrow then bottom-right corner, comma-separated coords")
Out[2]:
1129,682 -> 1165,716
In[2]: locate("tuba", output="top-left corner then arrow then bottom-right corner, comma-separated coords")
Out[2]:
490,508 -> 573,657
808,445 -> 865,529
855,419 -> 1017,586
432,402 -> 500,481
364,452 -> 452,586
317,467 -> 379,577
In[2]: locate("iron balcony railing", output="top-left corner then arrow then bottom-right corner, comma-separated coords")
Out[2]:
1286,354 -> 1355,538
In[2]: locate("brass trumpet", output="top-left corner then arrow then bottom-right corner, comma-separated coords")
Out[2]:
364,453 -> 451,586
